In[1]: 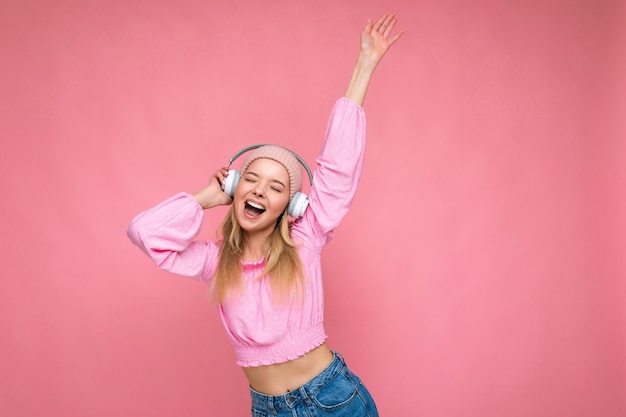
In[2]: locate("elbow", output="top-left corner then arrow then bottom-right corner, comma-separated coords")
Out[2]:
126,218 -> 147,249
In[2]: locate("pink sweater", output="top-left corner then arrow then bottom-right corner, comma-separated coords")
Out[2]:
127,97 -> 366,367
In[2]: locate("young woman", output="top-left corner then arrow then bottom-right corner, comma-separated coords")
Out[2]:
128,12 -> 402,417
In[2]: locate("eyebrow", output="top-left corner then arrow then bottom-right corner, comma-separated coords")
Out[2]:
245,171 -> 287,189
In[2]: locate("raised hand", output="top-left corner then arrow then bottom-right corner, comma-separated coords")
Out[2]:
360,13 -> 404,69
344,13 -> 403,106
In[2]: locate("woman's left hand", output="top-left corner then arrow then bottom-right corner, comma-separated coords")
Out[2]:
359,13 -> 404,69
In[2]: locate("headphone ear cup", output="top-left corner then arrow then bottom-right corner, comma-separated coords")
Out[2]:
222,170 -> 240,197
288,192 -> 309,218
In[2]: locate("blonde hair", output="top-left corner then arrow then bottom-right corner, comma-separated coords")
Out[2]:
211,206 -> 305,304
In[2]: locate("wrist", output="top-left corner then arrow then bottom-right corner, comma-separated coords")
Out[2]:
192,190 -> 213,209
344,56 -> 376,106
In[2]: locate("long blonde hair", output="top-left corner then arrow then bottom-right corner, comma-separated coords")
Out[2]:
211,206 -> 304,304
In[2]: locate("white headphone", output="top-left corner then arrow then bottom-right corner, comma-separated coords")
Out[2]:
221,144 -> 313,218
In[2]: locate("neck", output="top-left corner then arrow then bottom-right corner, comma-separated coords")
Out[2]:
243,233 -> 268,261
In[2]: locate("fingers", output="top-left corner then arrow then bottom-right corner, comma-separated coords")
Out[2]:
364,18 -> 373,32
370,12 -> 400,40
216,167 -> 229,178
371,13 -> 386,32
382,15 -> 397,38
213,167 -> 230,189
387,28 -> 404,47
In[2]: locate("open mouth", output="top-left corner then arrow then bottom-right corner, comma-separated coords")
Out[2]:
245,201 -> 266,217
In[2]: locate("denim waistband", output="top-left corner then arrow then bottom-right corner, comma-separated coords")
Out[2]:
250,351 -> 346,411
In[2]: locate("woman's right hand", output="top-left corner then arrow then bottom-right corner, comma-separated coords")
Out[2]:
193,167 -> 234,209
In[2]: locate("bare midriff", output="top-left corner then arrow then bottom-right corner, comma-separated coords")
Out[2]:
243,343 -> 334,395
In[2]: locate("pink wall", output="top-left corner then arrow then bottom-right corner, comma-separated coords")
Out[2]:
1,0 -> 624,415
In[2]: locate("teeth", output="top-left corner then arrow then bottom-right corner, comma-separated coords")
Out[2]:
247,201 -> 265,210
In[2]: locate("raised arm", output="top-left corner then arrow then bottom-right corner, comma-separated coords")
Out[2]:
344,13 -> 403,106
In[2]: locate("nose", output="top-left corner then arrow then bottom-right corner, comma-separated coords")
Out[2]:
252,183 -> 265,197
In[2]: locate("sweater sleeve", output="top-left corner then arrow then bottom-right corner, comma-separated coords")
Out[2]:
293,97 -> 366,248
127,192 -> 219,284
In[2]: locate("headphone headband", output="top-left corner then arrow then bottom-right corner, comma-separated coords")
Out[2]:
227,144 -> 313,185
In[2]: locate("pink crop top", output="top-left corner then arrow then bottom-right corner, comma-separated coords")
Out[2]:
127,97 -> 366,367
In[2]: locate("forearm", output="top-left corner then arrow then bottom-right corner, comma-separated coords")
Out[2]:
193,187 -> 224,210
344,53 -> 378,106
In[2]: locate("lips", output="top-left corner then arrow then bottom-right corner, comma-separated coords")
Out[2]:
244,200 -> 266,217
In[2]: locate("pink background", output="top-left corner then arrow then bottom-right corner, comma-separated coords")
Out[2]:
1,0 -> 625,415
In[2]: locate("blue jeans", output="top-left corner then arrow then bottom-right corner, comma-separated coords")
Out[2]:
250,352 -> 378,416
